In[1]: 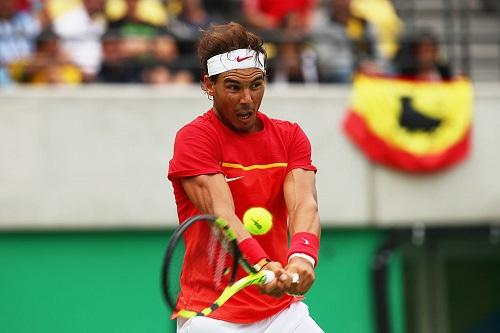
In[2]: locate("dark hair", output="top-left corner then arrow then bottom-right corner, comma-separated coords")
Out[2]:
197,22 -> 267,80
393,29 -> 453,79
36,29 -> 59,48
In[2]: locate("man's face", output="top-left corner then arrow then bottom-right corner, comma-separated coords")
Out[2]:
206,68 -> 266,133
417,40 -> 438,70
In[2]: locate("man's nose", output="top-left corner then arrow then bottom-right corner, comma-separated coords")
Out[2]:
240,88 -> 252,103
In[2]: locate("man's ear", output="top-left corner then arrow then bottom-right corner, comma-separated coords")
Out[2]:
203,75 -> 215,96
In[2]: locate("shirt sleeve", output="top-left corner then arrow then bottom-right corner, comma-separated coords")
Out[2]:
287,124 -> 317,173
168,123 -> 222,181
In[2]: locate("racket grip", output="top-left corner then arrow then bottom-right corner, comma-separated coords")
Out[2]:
262,270 -> 275,284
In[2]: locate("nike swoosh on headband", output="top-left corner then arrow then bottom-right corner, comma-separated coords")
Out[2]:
236,55 -> 253,62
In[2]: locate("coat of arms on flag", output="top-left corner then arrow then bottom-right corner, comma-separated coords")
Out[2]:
343,74 -> 473,172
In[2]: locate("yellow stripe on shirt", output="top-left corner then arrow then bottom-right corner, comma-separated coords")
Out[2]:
221,162 -> 288,171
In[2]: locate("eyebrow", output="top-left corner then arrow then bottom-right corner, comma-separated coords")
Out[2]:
223,74 -> 264,85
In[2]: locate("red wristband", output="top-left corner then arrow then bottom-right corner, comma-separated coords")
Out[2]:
238,237 -> 269,265
287,232 -> 320,266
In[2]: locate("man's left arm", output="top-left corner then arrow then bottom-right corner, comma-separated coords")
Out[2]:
283,168 -> 321,295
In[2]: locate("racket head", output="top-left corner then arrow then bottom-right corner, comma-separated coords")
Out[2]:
161,215 -> 243,314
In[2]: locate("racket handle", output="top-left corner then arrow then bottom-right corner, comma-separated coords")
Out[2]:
262,270 -> 275,284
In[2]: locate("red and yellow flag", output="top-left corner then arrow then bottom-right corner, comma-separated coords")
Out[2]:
343,74 -> 473,172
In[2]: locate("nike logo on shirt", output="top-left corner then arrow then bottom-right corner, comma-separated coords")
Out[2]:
225,176 -> 245,182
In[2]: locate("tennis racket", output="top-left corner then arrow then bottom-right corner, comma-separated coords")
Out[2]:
161,214 -> 275,318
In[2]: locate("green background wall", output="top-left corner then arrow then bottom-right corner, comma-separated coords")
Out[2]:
0,229 -> 404,333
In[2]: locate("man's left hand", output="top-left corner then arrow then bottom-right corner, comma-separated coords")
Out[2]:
285,256 -> 315,296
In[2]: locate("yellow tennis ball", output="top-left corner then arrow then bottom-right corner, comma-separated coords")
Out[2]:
243,207 -> 273,235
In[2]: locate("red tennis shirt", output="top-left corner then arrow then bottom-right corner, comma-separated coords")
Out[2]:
168,109 -> 316,323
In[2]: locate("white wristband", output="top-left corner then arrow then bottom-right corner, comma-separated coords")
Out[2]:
288,253 -> 316,267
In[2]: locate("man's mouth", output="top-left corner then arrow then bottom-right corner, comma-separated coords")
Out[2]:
237,111 -> 252,121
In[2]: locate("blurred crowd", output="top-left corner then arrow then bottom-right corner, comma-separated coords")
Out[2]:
0,0 -> 455,86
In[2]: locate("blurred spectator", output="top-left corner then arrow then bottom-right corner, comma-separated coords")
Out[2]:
203,0 -> 242,23
106,0 -> 168,28
311,0 -> 355,82
98,23 -> 190,83
0,0 -> 41,85
140,59 -> 193,85
167,0 -> 223,81
13,0 -> 44,12
392,30 -> 453,81
13,0 -> 33,11
242,0 -> 319,84
242,0 -> 316,32
8,29 -> 83,84
349,0 -> 402,61
311,0 -> 383,83
176,0 -> 216,31
44,0 -> 107,82
106,0 -> 167,63
98,27 -> 155,83
97,0 -> 187,83
97,29 -> 130,82
167,0 -> 221,39
106,0 -> 174,61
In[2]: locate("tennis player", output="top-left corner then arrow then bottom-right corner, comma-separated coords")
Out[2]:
168,22 -> 323,332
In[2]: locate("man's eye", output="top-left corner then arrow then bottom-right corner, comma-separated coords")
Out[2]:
227,85 -> 239,91
251,82 -> 262,89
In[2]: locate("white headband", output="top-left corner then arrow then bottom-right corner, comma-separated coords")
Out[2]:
207,49 -> 265,76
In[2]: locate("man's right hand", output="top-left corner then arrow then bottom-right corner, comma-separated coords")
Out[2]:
258,261 -> 292,298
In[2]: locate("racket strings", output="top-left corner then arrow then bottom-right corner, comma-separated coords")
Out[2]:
206,226 -> 219,266
208,225 -> 233,290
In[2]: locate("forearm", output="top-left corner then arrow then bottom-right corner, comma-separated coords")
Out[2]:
288,197 -> 321,237
181,174 -> 251,242
284,169 -> 321,268
284,169 -> 321,237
